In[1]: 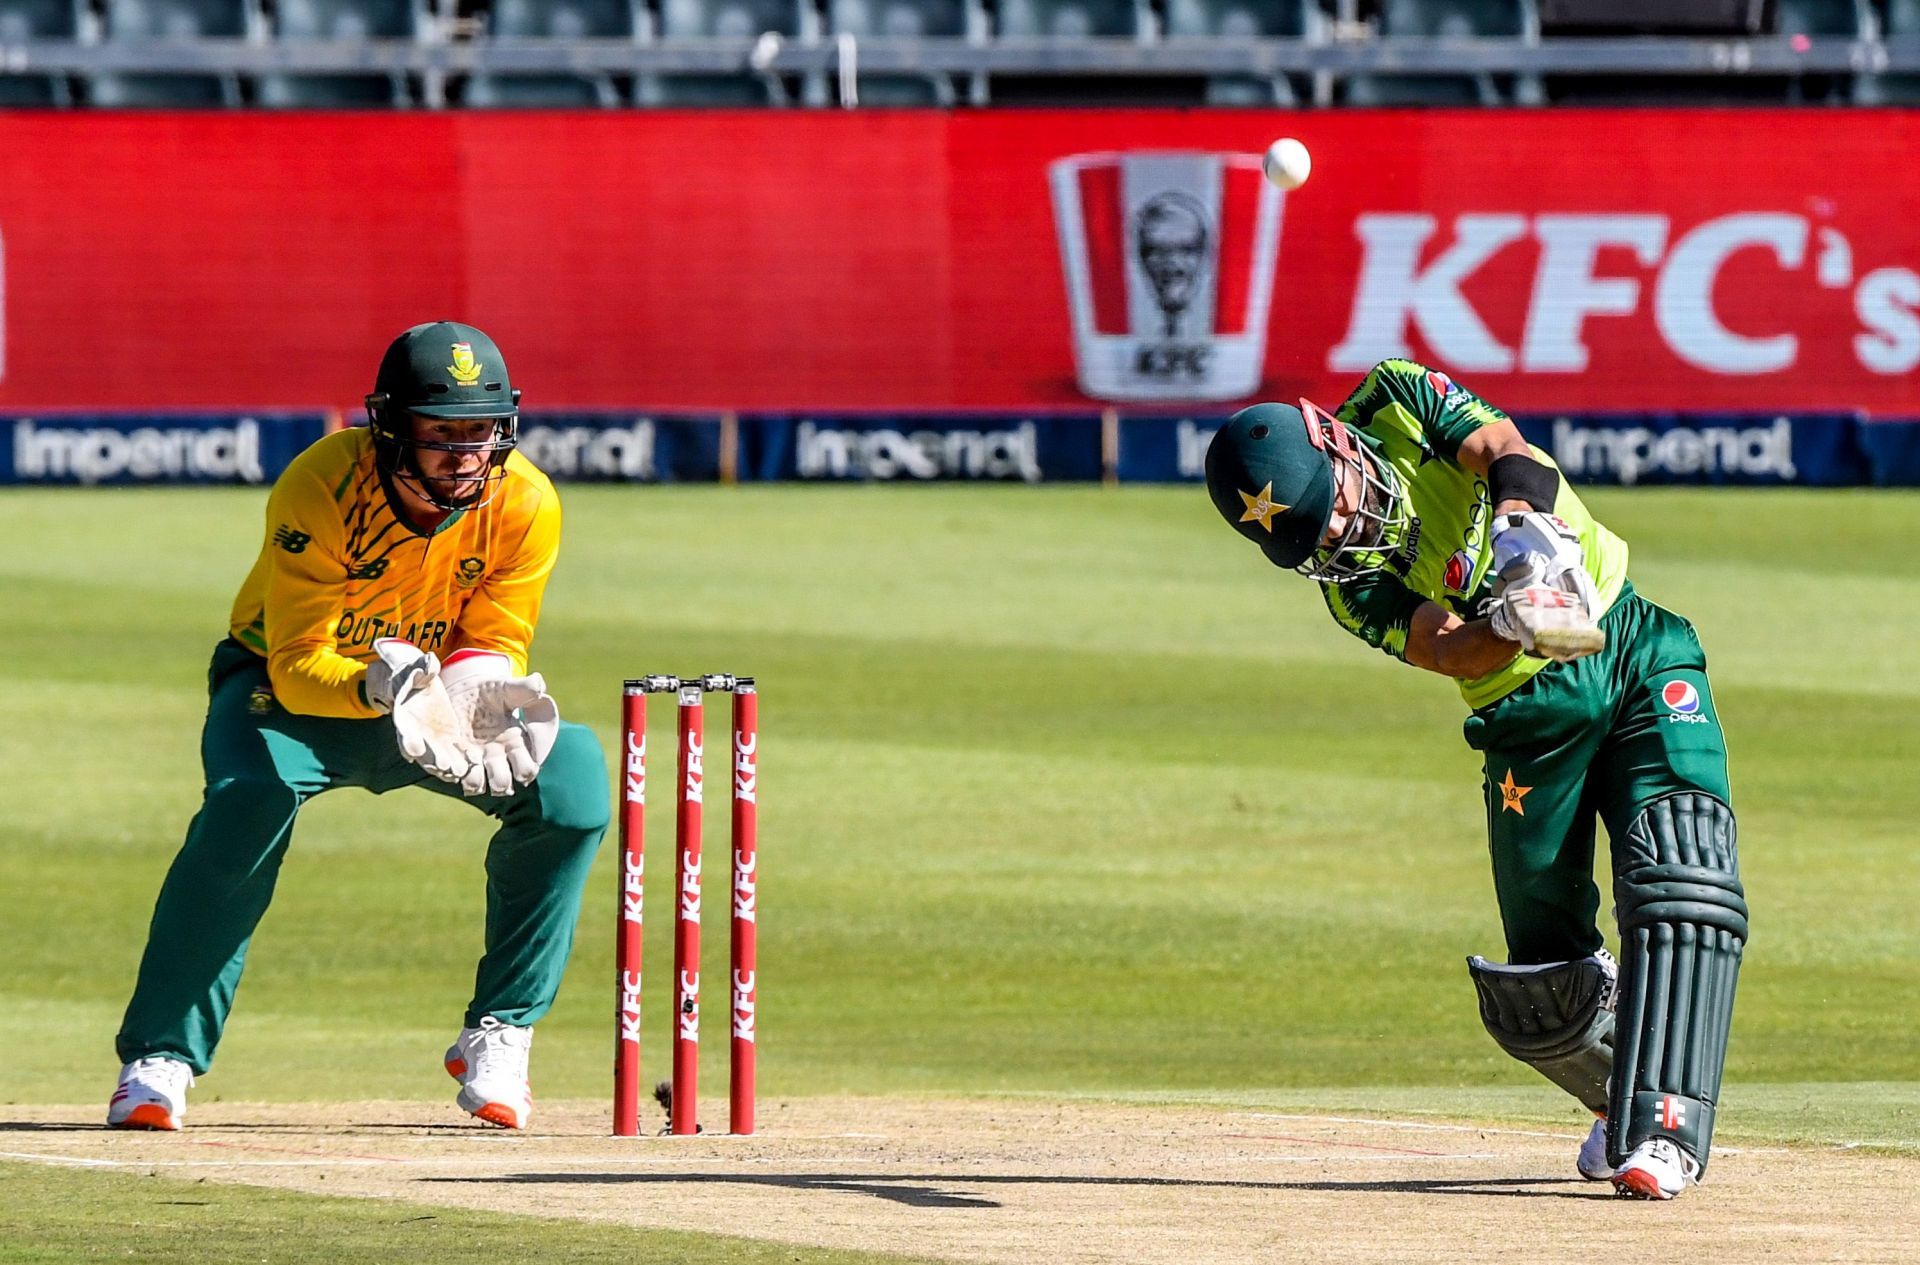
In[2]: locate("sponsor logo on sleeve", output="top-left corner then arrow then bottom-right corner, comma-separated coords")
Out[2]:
1659,679 -> 1712,724
273,525 -> 311,553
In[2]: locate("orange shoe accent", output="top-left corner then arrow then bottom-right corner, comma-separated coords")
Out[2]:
445,1057 -> 468,1079
471,1102 -> 523,1129
1612,1168 -> 1668,1200
117,1103 -> 178,1131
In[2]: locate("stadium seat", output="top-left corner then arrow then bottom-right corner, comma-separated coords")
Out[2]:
1344,73 -> 1496,106
658,0 -> 812,37
827,0 -> 968,37
260,0 -> 428,112
464,72 -> 622,106
1165,0 -> 1320,107
491,0 -> 639,38
1348,0 -> 1537,107
96,0 -> 249,107
256,73 -> 412,106
0,0 -> 79,105
1773,0 -> 1872,37
995,0 -> 1144,39
825,0 -> 973,106
632,73 -> 786,104
1854,0 -> 1914,102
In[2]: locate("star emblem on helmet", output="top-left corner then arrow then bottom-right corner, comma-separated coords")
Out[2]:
448,342 -> 483,386
1238,482 -> 1287,533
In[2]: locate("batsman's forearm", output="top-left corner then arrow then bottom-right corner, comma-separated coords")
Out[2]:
1431,620 -> 1524,680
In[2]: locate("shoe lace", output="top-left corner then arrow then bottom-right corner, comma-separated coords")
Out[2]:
471,1018 -> 531,1080
133,1056 -> 195,1093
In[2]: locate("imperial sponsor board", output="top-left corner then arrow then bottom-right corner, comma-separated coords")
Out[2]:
2,112 -> 1918,416
3,414 -> 325,485
747,415 -> 1104,482
514,414 -> 723,483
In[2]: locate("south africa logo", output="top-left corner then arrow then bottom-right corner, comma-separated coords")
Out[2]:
449,343 -> 483,385
455,556 -> 486,588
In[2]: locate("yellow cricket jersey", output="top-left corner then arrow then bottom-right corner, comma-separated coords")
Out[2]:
227,427 -> 561,719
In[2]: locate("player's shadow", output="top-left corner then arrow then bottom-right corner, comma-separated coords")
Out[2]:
423,1171 -> 1601,1208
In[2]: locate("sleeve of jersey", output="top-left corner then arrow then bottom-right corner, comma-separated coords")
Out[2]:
1320,573 -> 1425,663
451,483 -> 560,674
258,467 -> 377,719
1335,358 -> 1513,462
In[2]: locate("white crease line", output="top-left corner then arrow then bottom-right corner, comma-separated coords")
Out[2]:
1231,1112 -> 1585,1142
0,1150 -> 121,1167
1226,1113 -> 1786,1156
0,1151 -> 1520,1171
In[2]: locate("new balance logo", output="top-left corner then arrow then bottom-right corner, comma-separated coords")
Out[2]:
272,525 -> 311,554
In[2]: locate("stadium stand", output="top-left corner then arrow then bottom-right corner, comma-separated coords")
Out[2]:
826,0 -> 975,106
0,0 -> 78,104
5,0 -> 1917,109
258,0 -> 428,107
462,0 -> 634,106
92,0 -> 249,106
1164,0 -> 1324,106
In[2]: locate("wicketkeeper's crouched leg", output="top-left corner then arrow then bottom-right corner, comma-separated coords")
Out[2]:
409,720 -> 611,1028
117,649 -> 336,1073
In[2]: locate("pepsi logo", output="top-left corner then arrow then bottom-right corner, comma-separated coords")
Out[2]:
1660,680 -> 1701,714
1427,370 -> 1454,396
1443,549 -> 1471,592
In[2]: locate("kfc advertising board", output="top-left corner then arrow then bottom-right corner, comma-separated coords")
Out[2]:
0,110 -> 1916,416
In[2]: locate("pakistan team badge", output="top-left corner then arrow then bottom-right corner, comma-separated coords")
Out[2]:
1237,482 -> 1286,532
449,342 -> 483,385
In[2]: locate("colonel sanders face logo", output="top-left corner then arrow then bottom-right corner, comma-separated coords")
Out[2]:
1134,192 -> 1211,337
1049,151 -> 1287,403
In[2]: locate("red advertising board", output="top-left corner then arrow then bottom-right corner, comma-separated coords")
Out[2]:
2,110 -> 1917,414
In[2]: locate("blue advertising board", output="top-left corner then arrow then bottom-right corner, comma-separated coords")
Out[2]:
3,414 -> 328,486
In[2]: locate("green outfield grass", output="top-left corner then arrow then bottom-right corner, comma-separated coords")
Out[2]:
0,1160 -> 937,1265
4,485 -> 1917,1150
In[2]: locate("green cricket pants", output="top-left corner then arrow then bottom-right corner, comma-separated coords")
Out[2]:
116,639 -> 610,1074
1461,583 -> 1732,965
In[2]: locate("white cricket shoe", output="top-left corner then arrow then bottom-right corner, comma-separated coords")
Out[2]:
444,1016 -> 534,1129
1611,1137 -> 1700,1200
107,1056 -> 194,1131
1577,1117 -> 1612,1180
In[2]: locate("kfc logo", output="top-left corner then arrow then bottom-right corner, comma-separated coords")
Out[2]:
1050,151 -> 1285,402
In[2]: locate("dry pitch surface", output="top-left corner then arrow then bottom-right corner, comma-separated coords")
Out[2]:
5,1098 -> 1914,1264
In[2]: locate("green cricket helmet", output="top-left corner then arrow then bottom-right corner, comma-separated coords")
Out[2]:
1204,398 -> 1414,583
365,321 -> 522,510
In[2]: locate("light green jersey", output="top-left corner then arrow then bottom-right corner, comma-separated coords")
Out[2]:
1320,360 -> 1630,709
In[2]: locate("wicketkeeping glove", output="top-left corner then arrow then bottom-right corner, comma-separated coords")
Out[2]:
366,638 -> 480,786
437,650 -> 562,797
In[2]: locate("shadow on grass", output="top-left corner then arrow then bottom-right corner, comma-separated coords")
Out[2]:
423,1171 -> 1604,1208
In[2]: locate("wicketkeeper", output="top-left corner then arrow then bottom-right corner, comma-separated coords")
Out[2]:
1205,359 -> 1748,1200
110,321 -> 609,1132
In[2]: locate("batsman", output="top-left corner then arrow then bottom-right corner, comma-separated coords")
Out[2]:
109,322 -> 608,1133
1205,359 -> 1748,1200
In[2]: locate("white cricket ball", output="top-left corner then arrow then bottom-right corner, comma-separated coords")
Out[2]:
1262,137 -> 1311,190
